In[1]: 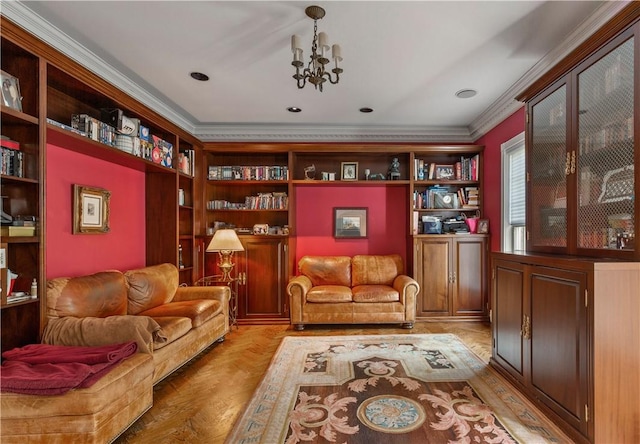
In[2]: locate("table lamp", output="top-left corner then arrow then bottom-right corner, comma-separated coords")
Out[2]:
206,229 -> 244,281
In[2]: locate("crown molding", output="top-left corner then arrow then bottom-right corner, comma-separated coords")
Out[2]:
469,0 -> 630,140
1,1 -> 196,135
3,0 -> 629,143
193,124 -> 474,143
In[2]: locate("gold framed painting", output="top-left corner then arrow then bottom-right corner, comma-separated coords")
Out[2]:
73,184 -> 111,234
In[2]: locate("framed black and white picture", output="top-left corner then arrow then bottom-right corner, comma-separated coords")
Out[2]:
341,162 -> 358,181
73,184 -> 111,234
1,70 -> 22,112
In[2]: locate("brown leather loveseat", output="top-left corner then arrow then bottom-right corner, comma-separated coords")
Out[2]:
0,263 -> 230,443
287,254 -> 419,330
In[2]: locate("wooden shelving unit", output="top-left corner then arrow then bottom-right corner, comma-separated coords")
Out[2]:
1,17 -> 202,352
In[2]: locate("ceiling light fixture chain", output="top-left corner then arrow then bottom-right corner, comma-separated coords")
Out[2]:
291,5 -> 343,92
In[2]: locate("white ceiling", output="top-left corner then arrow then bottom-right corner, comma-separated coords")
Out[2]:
3,1 -> 626,142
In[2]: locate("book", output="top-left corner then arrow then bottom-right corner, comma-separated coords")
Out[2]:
1,226 -> 36,237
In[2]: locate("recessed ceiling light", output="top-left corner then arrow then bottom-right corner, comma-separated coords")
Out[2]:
455,89 -> 477,99
287,107 -> 302,113
359,107 -> 374,113
190,72 -> 209,81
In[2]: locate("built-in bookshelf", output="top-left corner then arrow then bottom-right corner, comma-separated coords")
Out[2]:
1,17 -> 203,353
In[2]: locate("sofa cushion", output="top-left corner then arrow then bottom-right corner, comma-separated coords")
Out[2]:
138,300 -> 222,328
149,317 -> 192,350
125,263 -> 179,315
306,285 -> 353,303
352,254 -> 403,287
299,256 -> 352,287
47,271 -> 127,319
352,285 -> 400,303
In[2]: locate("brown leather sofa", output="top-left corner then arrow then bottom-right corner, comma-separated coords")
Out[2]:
287,255 -> 419,330
0,263 -> 230,443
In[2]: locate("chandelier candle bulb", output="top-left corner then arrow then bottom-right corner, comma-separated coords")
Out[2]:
291,35 -> 302,52
332,44 -> 342,61
318,32 -> 329,50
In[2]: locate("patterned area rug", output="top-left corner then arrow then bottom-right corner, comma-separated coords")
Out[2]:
226,334 -> 573,443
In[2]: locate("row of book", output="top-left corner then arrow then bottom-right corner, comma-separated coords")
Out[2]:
208,165 -> 289,181
206,192 -> 288,211
48,115 -> 174,169
413,155 -> 480,181
178,150 -> 195,176
1,141 -> 24,177
413,186 -> 479,210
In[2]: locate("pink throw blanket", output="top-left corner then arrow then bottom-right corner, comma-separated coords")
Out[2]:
0,341 -> 137,395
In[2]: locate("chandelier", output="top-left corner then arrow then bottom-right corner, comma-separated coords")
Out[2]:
291,5 -> 343,92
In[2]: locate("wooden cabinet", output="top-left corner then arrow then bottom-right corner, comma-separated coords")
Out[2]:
491,251 -> 640,443
414,235 -> 487,319
520,16 -> 638,260
1,17 -> 202,352
236,236 -> 288,322
203,235 -> 288,323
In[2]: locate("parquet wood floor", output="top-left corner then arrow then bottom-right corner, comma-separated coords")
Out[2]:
115,322 -> 490,444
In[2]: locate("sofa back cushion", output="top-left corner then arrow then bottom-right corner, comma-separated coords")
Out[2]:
352,254 -> 403,287
125,263 -> 178,315
46,271 -> 127,319
298,256 -> 352,287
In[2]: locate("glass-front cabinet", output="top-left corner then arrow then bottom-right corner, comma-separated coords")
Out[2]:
527,27 -> 637,259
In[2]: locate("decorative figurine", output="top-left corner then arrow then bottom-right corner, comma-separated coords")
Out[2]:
388,157 -> 400,180
304,164 -> 316,180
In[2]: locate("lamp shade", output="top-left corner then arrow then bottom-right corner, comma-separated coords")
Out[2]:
206,229 -> 244,252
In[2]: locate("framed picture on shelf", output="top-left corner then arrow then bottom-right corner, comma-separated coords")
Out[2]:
435,165 -> 455,180
334,207 -> 367,238
1,70 -> 22,112
73,184 -> 111,234
477,219 -> 489,234
341,162 -> 358,181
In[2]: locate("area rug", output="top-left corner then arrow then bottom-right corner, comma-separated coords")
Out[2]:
226,334 -> 573,443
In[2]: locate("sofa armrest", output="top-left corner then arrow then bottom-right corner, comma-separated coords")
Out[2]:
393,275 -> 420,321
173,285 -> 231,304
287,276 -> 312,324
41,315 -> 166,354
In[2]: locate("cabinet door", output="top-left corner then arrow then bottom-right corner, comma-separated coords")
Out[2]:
529,266 -> 589,436
414,238 -> 450,317
237,237 -> 288,321
452,237 -> 486,315
528,77 -> 570,252
492,259 -> 526,384
575,32 -> 635,255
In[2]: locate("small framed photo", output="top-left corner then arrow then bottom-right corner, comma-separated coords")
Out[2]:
334,207 -> 367,238
341,162 -> 358,181
435,165 -> 455,180
477,219 -> 489,234
1,70 -> 23,112
73,184 -> 111,234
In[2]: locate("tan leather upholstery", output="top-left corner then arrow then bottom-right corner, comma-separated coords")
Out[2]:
288,255 -> 419,330
2,263 -> 231,444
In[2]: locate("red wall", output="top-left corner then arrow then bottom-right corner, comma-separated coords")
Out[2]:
45,144 -> 146,278
295,185 -> 409,271
474,107 -> 526,252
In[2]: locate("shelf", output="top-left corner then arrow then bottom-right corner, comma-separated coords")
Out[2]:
414,208 -> 479,212
1,298 -> 39,310
206,209 -> 288,213
0,174 -> 38,185
0,107 -> 39,125
46,125 -> 175,174
207,180 -> 288,185
1,236 -> 39,244
414,180 -> 480,186
292,179 -> 410,186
